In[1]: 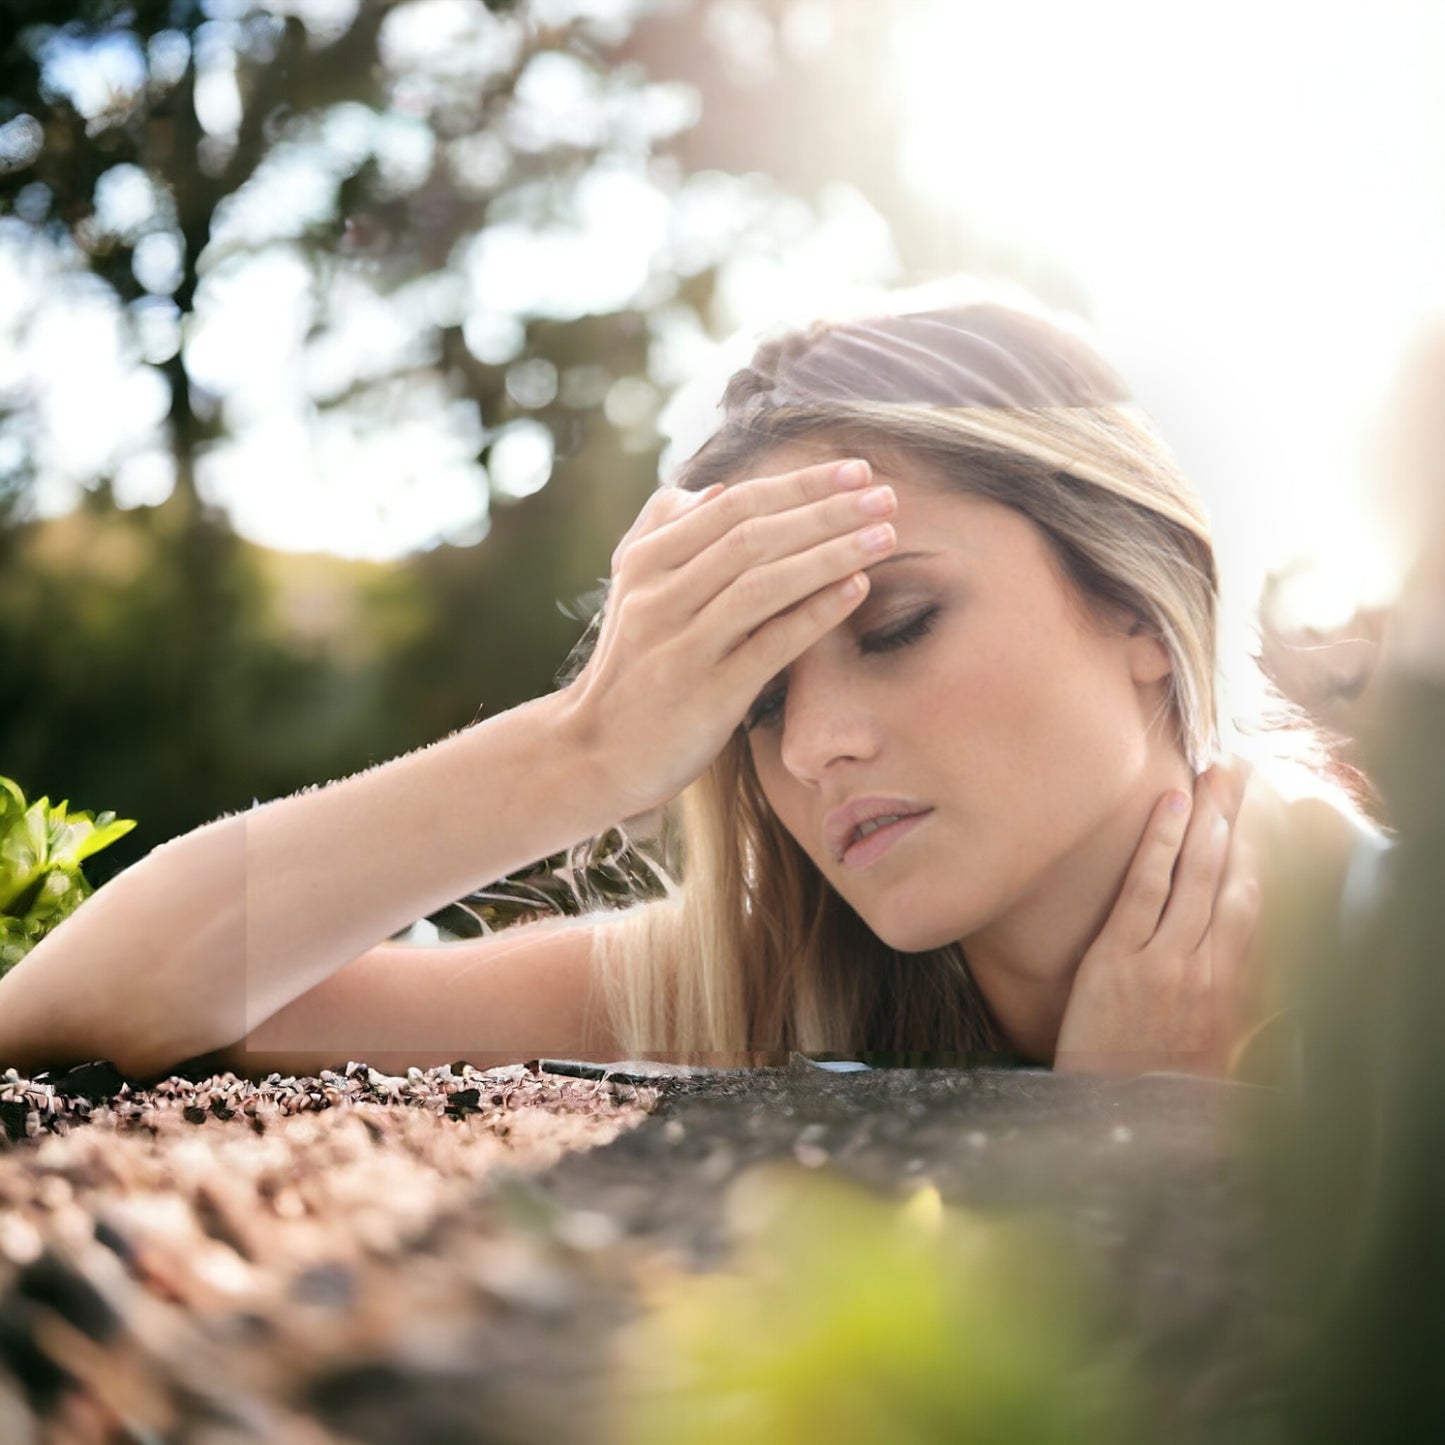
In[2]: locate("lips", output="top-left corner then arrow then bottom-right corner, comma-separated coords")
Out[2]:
823,797 -> 933,865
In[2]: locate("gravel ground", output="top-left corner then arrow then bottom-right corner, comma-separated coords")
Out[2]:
0,1059 -> 1299,1444
0,1060 -> 663,1444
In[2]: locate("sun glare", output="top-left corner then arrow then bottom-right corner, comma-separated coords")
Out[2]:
892,0 -> 1445,622
9,0 -> 1443,610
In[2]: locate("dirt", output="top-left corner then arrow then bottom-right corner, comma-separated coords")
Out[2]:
0,1057 -> 1296,1444
0,1059 -> 662,1443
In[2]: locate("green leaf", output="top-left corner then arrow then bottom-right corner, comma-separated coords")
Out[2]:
47,812 -> 137,871
613,1167 -> 1143,1445
0,774 -> 135,969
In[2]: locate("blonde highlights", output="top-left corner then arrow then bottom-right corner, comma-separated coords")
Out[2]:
590,303 -> 1222,1064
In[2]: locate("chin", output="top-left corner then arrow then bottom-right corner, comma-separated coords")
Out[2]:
855,902 -> 968,955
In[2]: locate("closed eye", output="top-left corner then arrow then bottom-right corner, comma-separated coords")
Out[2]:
860,603 -> 939,655
741,605 -> 940,732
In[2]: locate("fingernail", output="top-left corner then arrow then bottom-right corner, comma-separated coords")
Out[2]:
857,485 -> 895,517
835,460 -> 870,488
1167,790 -> 1191,814
857,522 -> 895,554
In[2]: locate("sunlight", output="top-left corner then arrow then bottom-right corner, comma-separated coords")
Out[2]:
9,0 -> 1441,598
892,0 -> 1445,621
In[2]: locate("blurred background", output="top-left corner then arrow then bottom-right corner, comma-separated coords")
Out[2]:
3,7 -> 1445,1436
1,0 -> 1441,883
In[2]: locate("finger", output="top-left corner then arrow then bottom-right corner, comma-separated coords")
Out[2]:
657,483 -> 899,621
1156,774 -> 1227,954
696,519 -> 897,652
1097,788 -> 1194,953
610,483 -> 723,575
627,456 -> 873,575
715,568 -> 873,705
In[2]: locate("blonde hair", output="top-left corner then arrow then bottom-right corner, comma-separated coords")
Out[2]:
578,300 -> 1346,1065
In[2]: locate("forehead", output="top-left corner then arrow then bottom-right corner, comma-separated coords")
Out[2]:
744,437 -> 1031,551
743,436 -> 1101,623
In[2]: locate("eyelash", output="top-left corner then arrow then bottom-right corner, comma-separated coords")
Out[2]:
742,605 -> 940,732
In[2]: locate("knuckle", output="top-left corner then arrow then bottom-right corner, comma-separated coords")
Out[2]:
618,529 -> 661,576
606,592 -> 635,633
721,516 -> 763,563
648,485 -> 686,515
1126,873 -> 1168,913
714,482 -> 755,525
609,589 -> 655,641
732,563 -> 776,613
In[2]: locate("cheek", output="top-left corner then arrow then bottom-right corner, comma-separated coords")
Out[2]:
749,746 -> 808,837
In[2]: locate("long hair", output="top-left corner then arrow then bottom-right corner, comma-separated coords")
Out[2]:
579,298 -> 1360,1065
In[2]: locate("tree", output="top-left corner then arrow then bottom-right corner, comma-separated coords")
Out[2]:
0,0 -> 751,879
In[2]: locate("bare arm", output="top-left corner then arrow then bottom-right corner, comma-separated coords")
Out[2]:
0,691 -> 624,1078
0,456 -> 893,1080
199,911 -> 624,1082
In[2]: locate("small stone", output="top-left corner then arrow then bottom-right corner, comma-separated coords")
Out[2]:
793,1141 -> 829,1169
0,1212 -> 43,1265
444,1088 -> 482,1119
555,1210 -> 620,1253
289,1262 -> 357,1308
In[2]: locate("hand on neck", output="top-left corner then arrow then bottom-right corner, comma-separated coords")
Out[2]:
964,751 -> 1196,1065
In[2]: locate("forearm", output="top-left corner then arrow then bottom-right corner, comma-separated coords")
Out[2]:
0,690 -> 618,1077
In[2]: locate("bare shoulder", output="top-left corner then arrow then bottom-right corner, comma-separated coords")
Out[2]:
1234,759 -> 1382,897
209,902 -> 675,1081
1231,755 -> 1387,994
1225,757 -> 1387,1082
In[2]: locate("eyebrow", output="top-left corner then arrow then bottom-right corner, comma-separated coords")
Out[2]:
743,550 -> 944,721
867,549 -> 940,572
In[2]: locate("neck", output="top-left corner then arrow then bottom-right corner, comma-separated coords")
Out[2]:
963,755 -> 1194,1065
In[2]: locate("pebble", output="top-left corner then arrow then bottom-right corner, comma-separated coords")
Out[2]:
0,1060 -> 661,1438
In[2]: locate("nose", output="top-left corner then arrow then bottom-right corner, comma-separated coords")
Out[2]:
777,658 -> 881,785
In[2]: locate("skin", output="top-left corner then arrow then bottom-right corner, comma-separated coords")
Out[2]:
0,430 -> 1274,1083
723,441 -> 1257,1069
579,440 -> 1260,1071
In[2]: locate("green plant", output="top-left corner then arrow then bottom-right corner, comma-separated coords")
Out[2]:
0,775 -> 135,977
612,1165 -> 1144,1445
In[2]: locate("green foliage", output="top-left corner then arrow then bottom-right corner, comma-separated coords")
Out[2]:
1263,668 -> 1445,1443
0,0 -> 685,881
0,773 -> 134,976
612,1165 -> 1144,1445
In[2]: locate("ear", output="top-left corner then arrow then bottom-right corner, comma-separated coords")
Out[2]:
1125,618 -> 1173,686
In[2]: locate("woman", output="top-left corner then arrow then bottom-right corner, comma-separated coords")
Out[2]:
0,296 -> 1380,1082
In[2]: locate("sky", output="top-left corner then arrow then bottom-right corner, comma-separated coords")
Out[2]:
4,0 -> 1443,631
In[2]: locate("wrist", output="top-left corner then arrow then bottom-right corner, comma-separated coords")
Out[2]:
529,686 -> 654,834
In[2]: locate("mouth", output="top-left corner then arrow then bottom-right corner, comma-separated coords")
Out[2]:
825,801 -> 934,871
